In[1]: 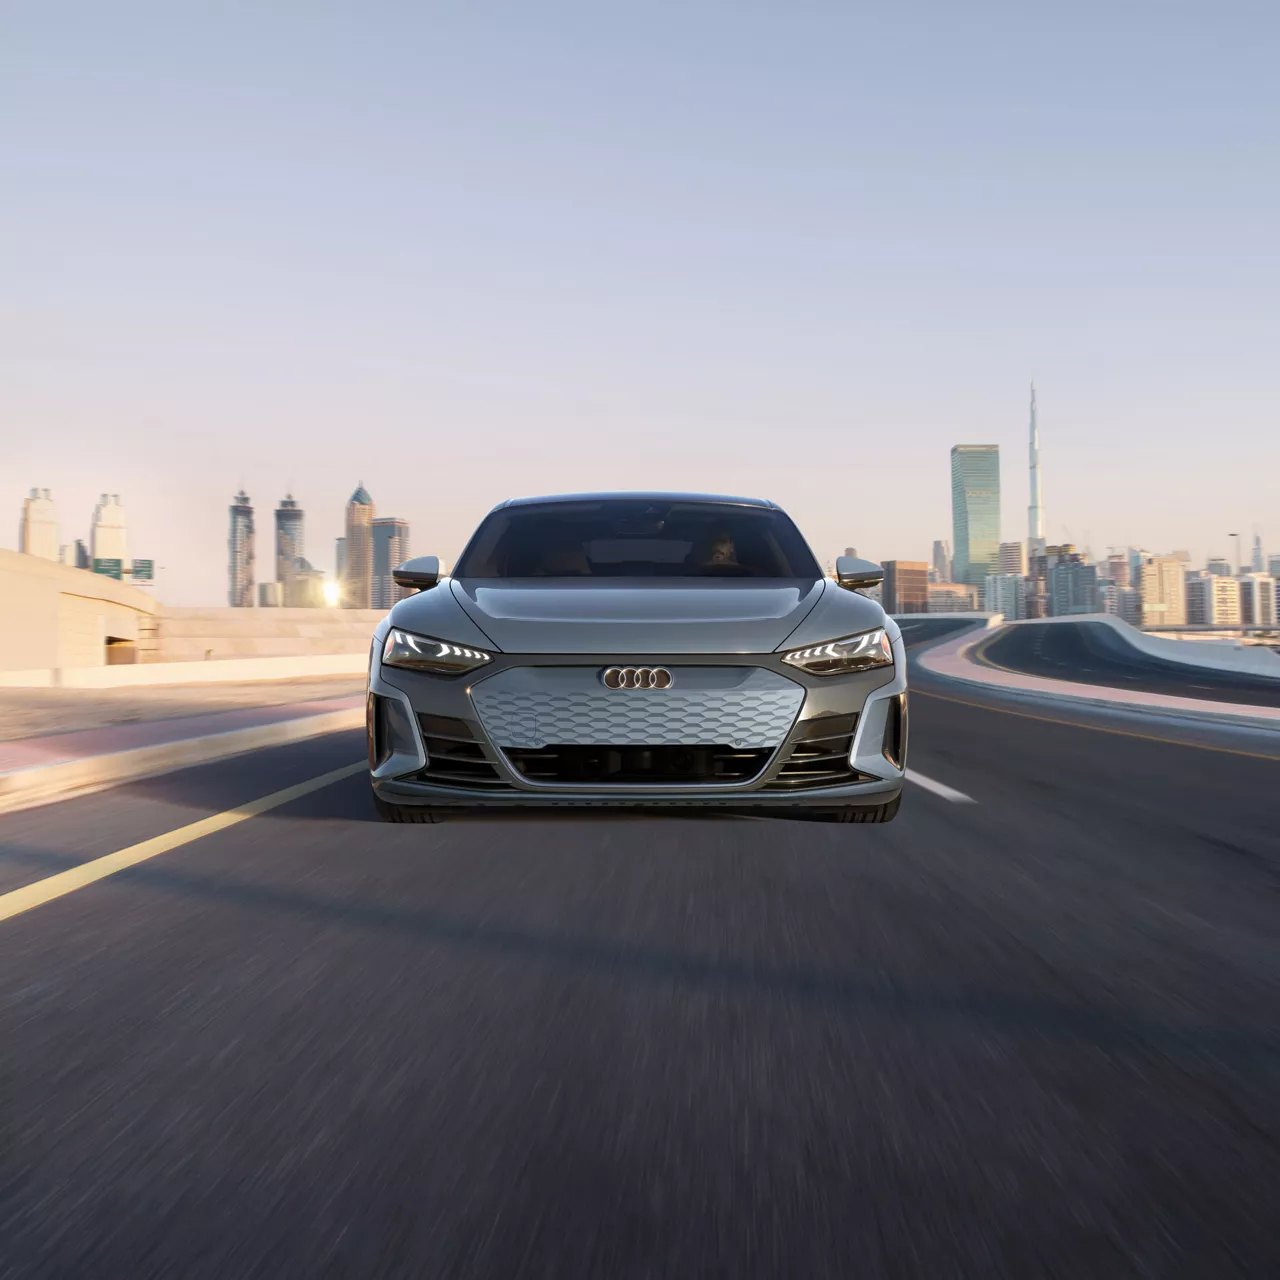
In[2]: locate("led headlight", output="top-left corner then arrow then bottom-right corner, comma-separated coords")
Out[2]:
381,628 -> 494,676
780,627 -> 893,676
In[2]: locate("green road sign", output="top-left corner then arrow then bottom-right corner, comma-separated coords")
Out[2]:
131,559 -> 154,581
92,558 -> 123,580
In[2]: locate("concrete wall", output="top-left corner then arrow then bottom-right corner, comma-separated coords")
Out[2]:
154,607 -> 387,661
0,549 -> 157,671
0,651 -> 369,689
0,552 -> 385,680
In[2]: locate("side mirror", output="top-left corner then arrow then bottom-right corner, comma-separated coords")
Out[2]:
835,556 -> 884,590
392,555 -> 441,592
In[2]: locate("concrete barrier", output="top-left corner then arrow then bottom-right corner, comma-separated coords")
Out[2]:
0,652 -> 369,689
892,612 -> 1004,626
0,705 -> 366,815
918,626 -> 1280,731
1004,614 -> 1280,680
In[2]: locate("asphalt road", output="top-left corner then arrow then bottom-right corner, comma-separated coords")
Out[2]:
976,619 -> 1280,706
1,640 -> 1277,1278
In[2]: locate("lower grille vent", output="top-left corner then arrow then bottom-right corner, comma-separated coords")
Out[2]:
766,714 -> 869,790
414,714 -> 511,789
506,743 -> 770,786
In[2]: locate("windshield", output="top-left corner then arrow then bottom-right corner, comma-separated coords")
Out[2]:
454,500 -> 821,579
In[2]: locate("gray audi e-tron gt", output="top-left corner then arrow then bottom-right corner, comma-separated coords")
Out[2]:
367,493 -> 906,823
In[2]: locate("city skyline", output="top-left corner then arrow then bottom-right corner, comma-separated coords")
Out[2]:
7,456 -> 1275,610
10,470 -> 1274,629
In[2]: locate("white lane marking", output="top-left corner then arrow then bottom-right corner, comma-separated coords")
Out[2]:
908,770 -> 976,804
0,761 -> 366,925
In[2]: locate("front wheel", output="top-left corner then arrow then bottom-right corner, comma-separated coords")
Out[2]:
837,794 -> 901,824
371,787 -> 443,823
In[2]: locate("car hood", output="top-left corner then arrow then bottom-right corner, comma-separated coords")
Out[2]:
446,578 -> 829,654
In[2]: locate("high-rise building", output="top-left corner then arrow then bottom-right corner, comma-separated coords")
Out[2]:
1268,553 -> 1280,578
1237,574 -> 1277,626
342,485 -> 375,608
881,560 -> 929,614
258,581 -> 282,607
984,573 -> 1025,619
1140,556 -> 1187,627
1026,543 -> 1074,618
950,444 -> 1000,587
1027,382 -> 1044,558
91,494 -> 128,566
228,490 -> 255,608
1049,560 -> 1099,616
1206,557 -> 1232,577
931,539 -> 951,583
1186,573 -> 1241,625
275,494 -> 305,601
372,517 -> 412,610
997,540 -> 1027,575
19,488 -> 59,561
926,582 -> 980,612
335,537 -> 346,584
1251,534 -> 1265,574
1102,553 -> 1131,589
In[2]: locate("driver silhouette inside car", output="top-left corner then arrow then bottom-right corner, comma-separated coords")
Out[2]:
692,530 -> 750,575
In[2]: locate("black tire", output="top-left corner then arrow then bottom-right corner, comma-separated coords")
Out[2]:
839,794 -> 902,824
371,788 -> 442,823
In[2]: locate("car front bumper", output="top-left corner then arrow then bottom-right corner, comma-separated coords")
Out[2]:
368,639 -> 907,812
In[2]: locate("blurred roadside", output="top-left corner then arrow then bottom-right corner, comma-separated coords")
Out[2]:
0,676 -> 365,742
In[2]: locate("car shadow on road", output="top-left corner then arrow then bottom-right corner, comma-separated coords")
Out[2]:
1,838 -> 1276,1066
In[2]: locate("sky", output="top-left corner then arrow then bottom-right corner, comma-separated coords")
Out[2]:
2,0 -> 1277,604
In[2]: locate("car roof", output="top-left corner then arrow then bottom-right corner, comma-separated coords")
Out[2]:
492,491 -> 779,512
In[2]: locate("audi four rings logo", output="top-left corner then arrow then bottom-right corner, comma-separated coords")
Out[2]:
601,666 -> 674,690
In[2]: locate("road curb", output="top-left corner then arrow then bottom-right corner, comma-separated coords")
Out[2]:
0,707 -> 366,816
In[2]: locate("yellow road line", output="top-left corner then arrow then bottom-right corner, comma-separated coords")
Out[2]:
913,689 -> 1280,762
0,761 -> 366,926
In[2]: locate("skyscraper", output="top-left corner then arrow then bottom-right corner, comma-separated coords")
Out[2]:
1140,556 -> 1187,627
880,561 -> 929,614
997,540 -> 1027,575
1103,553 -> 1131,589
19,488 -> 58,561
91,494 -> 128,566
275,494 -> 305,591
1048,560 -> 1099,616
1251,533 -> 1265,574
228,490 -> 255,608
931,539 -> 951,583
1186,574 -> 1241,625
343,485 -> 375,608
950,445 -> 1000,587
1238,573 -> 1277,626
1027,382 -> 1044,557
984,573 -> 1025,619
372,517 -> 412,610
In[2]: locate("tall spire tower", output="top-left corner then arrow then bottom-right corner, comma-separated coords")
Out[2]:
1027,381 -> 1045,556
